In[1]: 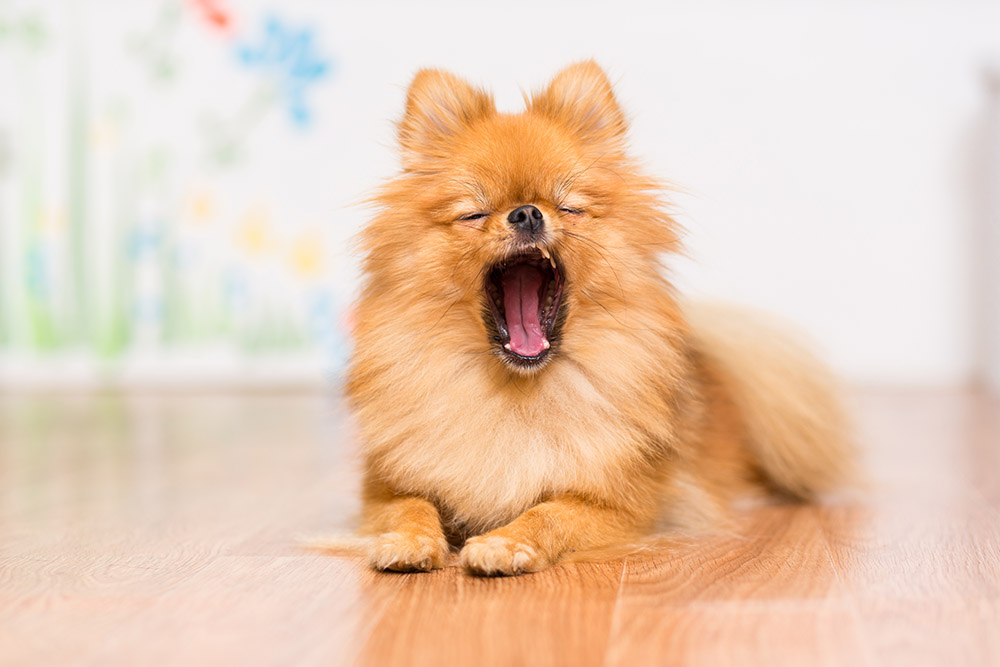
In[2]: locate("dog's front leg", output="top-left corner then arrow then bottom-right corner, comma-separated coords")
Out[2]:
459,494 -> 644,575
362,477 -> 450,572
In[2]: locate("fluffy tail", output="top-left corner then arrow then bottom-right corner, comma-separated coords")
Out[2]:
685,302 -> 857,499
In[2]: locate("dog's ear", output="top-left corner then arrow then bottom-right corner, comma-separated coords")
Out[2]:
398,69 -> 494,168
531,61 -> 627,150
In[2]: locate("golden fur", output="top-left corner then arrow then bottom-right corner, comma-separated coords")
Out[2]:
347,61 -> 854,575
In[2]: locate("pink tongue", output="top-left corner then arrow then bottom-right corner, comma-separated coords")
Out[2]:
502,264 -> 546,357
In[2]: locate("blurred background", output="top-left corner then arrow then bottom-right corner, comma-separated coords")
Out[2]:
1,0 -> 998,391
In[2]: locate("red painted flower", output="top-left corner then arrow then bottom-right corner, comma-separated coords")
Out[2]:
189,0 -> 231,32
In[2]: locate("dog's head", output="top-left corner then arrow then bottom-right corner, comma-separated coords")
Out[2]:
362,62 -> 680,375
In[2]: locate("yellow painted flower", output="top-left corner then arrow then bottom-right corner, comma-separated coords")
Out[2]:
235,209 -> 273,255
40,207 -> 66,235
188,191 -> 215,225
289,231 -> 324,278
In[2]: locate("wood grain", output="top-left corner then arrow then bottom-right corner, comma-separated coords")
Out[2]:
0,388 -> 997,666
359,560 -> 623,667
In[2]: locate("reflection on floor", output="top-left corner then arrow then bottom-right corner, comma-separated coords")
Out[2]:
1,389 -> 998,666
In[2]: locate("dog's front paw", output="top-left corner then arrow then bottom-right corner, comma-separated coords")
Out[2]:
460,535 -> 548,576
371,531 -> 449,572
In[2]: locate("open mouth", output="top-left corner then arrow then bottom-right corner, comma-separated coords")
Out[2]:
484,246 -> 565,368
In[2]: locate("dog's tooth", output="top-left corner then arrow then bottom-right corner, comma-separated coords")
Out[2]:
542,339 -> 550,350
539,247 -> 551,261
504,343 -> 511,351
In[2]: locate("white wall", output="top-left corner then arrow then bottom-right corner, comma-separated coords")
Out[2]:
319,0 -> 1000,386
3,0 -> 997,387
979,63 -> 1000,393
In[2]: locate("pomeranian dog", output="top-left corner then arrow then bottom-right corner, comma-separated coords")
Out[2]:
347,61 -> 853,576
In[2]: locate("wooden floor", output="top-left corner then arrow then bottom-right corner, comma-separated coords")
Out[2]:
1,388 -> 998,666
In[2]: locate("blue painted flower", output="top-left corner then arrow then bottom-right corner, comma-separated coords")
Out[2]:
306,289 -> 352,376
127,224 -> 163,260
25,243 -> 48,297
236,15 -> 331,126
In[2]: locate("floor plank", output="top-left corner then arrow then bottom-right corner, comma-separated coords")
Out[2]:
603,506 -> 871,667
359,561 -> 623,667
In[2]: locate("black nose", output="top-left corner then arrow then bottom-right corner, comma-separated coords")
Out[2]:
508,205 -> 544,235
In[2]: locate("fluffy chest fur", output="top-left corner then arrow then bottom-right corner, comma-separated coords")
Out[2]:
354,343 -> 662,534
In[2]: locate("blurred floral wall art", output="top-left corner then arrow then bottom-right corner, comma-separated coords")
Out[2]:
0,1 -> 351,385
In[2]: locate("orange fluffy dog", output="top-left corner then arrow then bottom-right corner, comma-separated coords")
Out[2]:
348,61 -> 853,576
